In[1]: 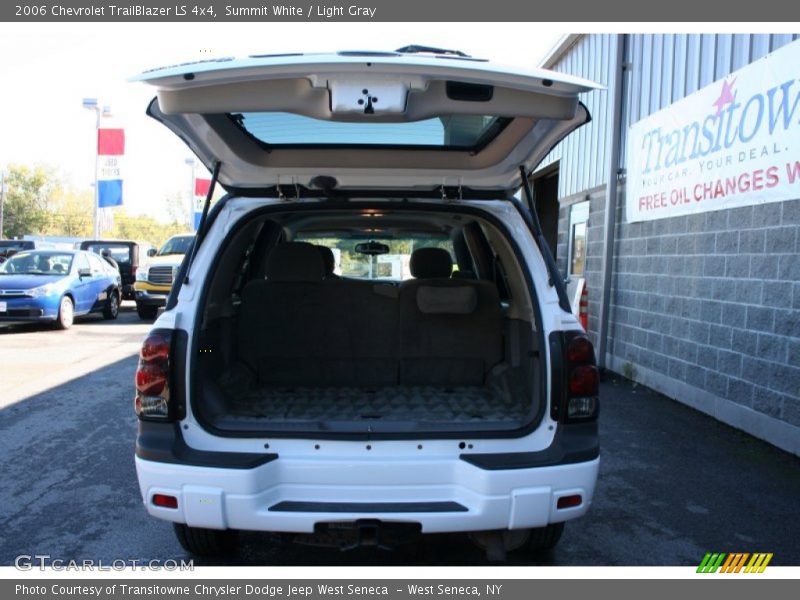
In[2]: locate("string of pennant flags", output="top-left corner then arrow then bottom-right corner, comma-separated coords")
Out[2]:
193,175 -> 211,230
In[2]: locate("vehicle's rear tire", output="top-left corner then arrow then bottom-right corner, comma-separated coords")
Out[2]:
520,522 -> 565,553
136,303 -> 159,320
55,296 -> 74,330
103,291 -> 120,320
173,524 -> 238,557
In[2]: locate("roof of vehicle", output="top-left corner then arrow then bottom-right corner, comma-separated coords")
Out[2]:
10,248 -> 79,254
162,234 -> 195,245
133,50 -> 601,96
80,239 -> 140,245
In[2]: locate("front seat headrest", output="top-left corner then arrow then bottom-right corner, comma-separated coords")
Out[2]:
409,247 -> 453,279
265,242 -> 325,282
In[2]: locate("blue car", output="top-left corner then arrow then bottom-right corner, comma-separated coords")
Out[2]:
0,249 -> 121,329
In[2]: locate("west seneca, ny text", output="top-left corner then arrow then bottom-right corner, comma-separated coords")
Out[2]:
16,584 -> 505,598
14,3 -> 378,18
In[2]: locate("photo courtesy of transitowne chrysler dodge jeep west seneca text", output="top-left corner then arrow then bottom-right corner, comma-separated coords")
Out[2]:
131,46 -> 601,561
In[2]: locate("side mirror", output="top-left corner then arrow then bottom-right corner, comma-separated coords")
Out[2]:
147,248 -> 157,257
78,268 -> 91,278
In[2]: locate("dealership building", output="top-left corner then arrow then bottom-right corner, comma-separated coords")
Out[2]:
533,34 -> 799,455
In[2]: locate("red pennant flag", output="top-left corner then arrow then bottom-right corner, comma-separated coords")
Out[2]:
194,178 -> 211,197
98,128 -> 125,155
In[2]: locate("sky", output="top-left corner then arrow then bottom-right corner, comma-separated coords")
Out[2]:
0,23 -> 567,223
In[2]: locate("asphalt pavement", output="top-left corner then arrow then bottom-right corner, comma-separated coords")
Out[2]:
1,305 -> 798,566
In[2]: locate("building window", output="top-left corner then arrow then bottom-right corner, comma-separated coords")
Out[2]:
568,201 -> 590,277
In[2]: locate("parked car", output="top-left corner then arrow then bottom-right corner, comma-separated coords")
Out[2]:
132,49 -> 601,559
80,239 -> 155,301
133,234 -> 194,320
1,240 -> 37,263
0,249 -> 121,329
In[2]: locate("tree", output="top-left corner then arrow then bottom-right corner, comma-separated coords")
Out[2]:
109,210 -> 186,248
164,192 -> 190,229
45,188 -> 93,237
1,163 -> 194,247
2,165 -> 60,239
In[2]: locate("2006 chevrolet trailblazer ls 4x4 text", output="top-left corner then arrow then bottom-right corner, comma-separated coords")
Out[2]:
132,46 -> 601,560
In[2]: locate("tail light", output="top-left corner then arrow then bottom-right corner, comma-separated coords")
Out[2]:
131,265 -> 137,278
569,366 -> 599,396
550,331 -> 600,422
557,494 -> 583,509
135,330 -> 173,420
152,494 -> 179,509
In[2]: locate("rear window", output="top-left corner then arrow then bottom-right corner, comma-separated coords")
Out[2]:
0,241 -> 34,254
296,233 -> 453,281
231,112 -> 511,150
83,244 -> 131,265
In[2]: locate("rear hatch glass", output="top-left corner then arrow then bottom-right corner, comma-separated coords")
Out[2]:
135,51 -> 600,194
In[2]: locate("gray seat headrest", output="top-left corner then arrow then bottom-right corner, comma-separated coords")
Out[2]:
265,242 -> 325,282
410,247 -> 453,279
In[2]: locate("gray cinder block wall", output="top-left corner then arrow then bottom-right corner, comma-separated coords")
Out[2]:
565,187 -> 800,455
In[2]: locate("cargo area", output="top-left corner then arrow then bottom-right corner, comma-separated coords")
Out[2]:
192,207 -> 543,435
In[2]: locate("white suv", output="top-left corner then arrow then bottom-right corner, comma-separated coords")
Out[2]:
132,48 -> 601,560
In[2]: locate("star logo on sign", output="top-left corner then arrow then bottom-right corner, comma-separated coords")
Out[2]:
712,78 -> 737,118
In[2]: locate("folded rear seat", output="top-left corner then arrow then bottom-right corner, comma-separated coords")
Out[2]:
239,242 -> 399,387
239,242 -> 350,386
338,279 -> 399,386
398,248 -> 502,386
239,244 -> 501,391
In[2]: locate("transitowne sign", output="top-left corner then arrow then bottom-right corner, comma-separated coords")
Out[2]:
626,39 -> 800,222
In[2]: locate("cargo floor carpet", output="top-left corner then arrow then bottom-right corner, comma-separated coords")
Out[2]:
219,382 -> 528,423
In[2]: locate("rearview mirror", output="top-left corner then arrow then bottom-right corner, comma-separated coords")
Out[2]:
354,241 -> 390,256
78,268 -> 91,278
147,248 -> 157,257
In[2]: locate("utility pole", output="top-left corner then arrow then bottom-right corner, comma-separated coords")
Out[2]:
82,98 -> 112,238
185,158 -> 196,230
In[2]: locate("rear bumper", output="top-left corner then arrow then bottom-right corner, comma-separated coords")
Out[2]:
135,423 -> 599,534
